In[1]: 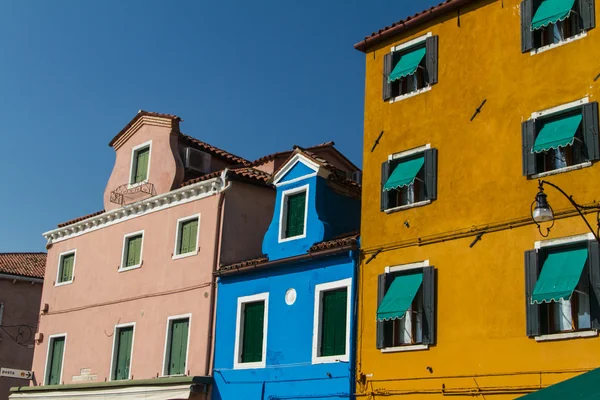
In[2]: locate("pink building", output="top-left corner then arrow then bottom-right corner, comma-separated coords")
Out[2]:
10,111 -> 359,400
0,253 -> 45,400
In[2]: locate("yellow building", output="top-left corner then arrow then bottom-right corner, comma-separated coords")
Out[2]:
354,0 -> 600,398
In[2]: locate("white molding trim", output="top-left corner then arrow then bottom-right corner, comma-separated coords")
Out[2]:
278,184 -> 310,243
273,153 -> 326,187
109,322 -> 136,381
535,329 -> 598,342
311,278 -> 352,364
233,292 -> 269,370
384,200 -> 431,214
161,313 -> 192,377
535,233 -> 595,249
381,344 -> 429,353
119,230 -> 145,272
389,144 -> 431,161
530,31 -> 587,56
9,384 -> 195,399
531,161 -> 592,179
386,260 -> 430,274
43,333 -> 67,385
55,249 -> 76,287
128,140 -> 152,187
43,174 -> 226,245
172,214 -> 201,260
531,97 -> 589,119
391,32 -> 432,53
389,85 -> 432,104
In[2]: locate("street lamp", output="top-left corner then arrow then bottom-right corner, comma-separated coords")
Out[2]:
531,180 -> 600,241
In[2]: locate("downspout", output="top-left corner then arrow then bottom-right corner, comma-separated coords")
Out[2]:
204,170 -> 231,377
350,246 -> 360,398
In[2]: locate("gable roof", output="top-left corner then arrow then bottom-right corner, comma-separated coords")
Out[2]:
180,166 -> 272,188
108,110 -> 181,147
354,0 -> 476,52
0,253 -> 46,279
180,134 -> 250,166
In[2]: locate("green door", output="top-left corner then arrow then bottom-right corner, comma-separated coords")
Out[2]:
241,301 -> 265,363
167,318 -> 189,375
320,288 -> 348,357
285,192 -> 306,238
114,326 -> 133,380
47,337 -> 65,385
134,147 -> 149,183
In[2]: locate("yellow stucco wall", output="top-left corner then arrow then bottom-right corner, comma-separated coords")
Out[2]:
357,0 -> 600,397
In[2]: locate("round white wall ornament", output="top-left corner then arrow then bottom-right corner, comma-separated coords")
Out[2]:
285,288 -> 297,305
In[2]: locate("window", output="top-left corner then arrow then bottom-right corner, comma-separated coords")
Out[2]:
383,34 -> 438,101
120,231 -> 144,271
130,142 -> 151,184
56,250 -> 76,285
111,324 -> 134,380
163,316 -> 190,376
521,0 -> 595,53
525,238 -> 600,339
381,147 -> 437,212
45,335 -> 66,385
173,215 -> 200,258
279,185 -> 308,241
522,102 -> 599,177
376,264 -> 435,351
234,293 -> 268,369
312,279 -> 351,363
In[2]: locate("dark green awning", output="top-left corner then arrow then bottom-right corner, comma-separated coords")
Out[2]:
518,368 -> 600,399
531,0 -> 576,30
376,272 -> 422,321
532,114 -> 582,153
531,247 -> 588,304
383,156 -> 424,191
388,47 -> 426,83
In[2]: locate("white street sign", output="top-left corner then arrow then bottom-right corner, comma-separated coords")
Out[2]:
0,367 -> 32,380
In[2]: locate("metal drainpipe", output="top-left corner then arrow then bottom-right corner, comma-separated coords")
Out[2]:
204,171 -> 230,377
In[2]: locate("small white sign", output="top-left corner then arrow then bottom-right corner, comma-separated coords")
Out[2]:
0,367 -> 33,380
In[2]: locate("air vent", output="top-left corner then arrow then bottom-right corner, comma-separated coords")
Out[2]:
184,148 -> 212,174
351,171 -> 362,185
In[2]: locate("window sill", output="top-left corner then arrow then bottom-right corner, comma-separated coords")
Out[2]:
389,86 -> 431,104
312,354 -> 350,364
530,31 -> 587,56
535,330 -> 598,342
530,161 -> 592,179
55,280 -> 73,287
381,344 -> 429,353
233,361 -> 266,370
172,250 -> 199,260
385,200 -> 431,214
118,264 -> 142,273
278,233 -> 307,243
127,180 -> 149,190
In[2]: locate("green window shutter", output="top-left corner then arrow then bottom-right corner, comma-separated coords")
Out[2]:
179,219 -> 198,255
167,318 -> 189,375
48,337 -> 65,385
579,0 -> 596,30
60,254 -> 74,283
114,327 -> 133,380
134,148 -> 149,183
320,288 -> 348,357
285,192 -> 306,238
241,301 -> 265,363
521,0 -> 534,53
425,35 -> 438,85
126,235 -> 142,267
525,250 -> 542,337
422,267 -> 436,345
382,53 -> 393,101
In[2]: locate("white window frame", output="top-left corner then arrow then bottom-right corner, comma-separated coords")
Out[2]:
109,322 -> 136,381
161,313 -> 192,377
128,140 -> 152,188
172,214 -> 201,260
388,32 -> 433,104
44,333 -> 67,385
311,278 -> 352,364
233,292 -> 269,370
530,30 -> 587,56
384,145 -> 431,212
119,230 -> 144,272
278,184 -> 309,243
55,249 -> 76,287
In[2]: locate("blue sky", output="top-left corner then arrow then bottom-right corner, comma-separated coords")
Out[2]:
0,0 -> 438,252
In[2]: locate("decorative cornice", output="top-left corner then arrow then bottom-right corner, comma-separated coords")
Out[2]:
43,173 -> 227,246
112,115 -> 174,150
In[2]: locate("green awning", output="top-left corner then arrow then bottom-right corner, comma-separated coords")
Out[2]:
531,0 -> 576,30
377,272 -> 423,321
388,47 -> 426,83
532,114 -> 582,153
383,156 -> 424,191
518,368 -> 600,399
531,247 -> 588,304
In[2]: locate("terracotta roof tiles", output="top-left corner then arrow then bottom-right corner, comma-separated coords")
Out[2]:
180,134 -> 250,166
109,110 -> 181,147
0,253 -> 46,279
57,210 -> 105,228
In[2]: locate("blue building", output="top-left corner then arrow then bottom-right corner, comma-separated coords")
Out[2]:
213,148 -> 361,400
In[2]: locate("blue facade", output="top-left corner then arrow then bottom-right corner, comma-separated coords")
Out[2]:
213,154 -> 360,400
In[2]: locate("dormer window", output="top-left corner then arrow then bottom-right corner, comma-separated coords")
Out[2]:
130,141 -> 151,185
279,185 -> 309,242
